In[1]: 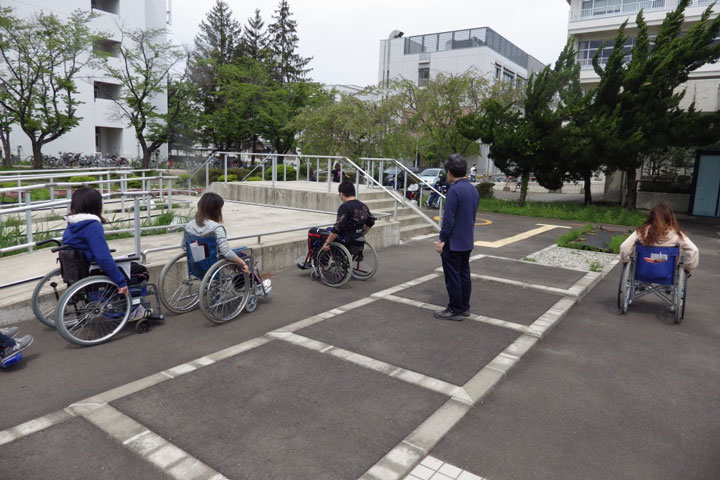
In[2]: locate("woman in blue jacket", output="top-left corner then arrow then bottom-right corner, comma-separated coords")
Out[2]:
62,187 -> 130,295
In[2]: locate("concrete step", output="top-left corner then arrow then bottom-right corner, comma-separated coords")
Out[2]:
396,214 -> 431,228
363,198 -> 398,210
400,223 -> 436,241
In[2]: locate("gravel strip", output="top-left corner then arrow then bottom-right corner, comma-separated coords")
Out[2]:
523,244 -> 618,272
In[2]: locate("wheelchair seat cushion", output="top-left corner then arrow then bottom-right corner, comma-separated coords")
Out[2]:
634,243 -> 679,285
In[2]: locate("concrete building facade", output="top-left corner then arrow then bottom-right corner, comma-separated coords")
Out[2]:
566,0 -> 720,216
3,0 -> 170,162
378,27 -> 545,174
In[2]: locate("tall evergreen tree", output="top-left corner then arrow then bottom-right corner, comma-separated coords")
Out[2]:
267,0 -> 312,83
594,0 -> 720,209
190,0 -> 242,147
241,9 -> 268,63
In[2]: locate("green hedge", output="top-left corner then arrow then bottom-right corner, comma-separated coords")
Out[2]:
247,176 -> 262,181
264,164 -> 296,181
218,174 -> 238,182
68,176 -> 97,183
475,182 -> 495,198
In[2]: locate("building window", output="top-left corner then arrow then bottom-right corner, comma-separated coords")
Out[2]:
91,0 -> 120,15
93,39 -> 121,58
503,69 -> 515,84
418,66 -> 430,86
577,38 -> 634,67
94,81 -> 121,101
495,64 -> 502,79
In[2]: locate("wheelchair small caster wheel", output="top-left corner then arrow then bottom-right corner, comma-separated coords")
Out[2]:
310,271 -> 319,281
246,294 -> 258,312
136,319 -> 150,334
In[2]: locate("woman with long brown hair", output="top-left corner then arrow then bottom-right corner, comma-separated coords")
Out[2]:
620,204 -> 699,273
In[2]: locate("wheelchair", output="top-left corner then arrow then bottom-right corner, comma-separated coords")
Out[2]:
46,243 -> 164,346
158,233 -> 270,324
618,243 -> 688,324
298,227 -> 378,287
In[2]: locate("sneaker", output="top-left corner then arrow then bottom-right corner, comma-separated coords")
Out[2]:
460,310 -> 471,317
256,279 -> 272,297
2,335 -> 33,358
0,327 -> 19,339
433,308 -> 464,321
296,259 -> 311,270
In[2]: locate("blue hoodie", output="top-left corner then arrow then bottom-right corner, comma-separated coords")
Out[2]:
61,214 -> 127,288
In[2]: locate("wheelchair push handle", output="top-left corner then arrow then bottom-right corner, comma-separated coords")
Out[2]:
36,239 -> 61,248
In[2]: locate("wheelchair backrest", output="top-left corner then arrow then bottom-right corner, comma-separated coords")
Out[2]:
57,247 -> 89,285
184,232 -> 219,279
634,243 -> 679,285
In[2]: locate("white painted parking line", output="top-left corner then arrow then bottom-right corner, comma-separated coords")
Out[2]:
469,273 -> 578,298
271,332 -> 473,404
67,402 -> 227,480
0,409 -> 75,446
381,294 -> 531,335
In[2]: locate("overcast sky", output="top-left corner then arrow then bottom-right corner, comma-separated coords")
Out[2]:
169,0 -> 571,86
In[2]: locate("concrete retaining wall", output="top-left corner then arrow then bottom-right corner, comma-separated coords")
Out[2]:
637,192 -> 690,213
210,182 -> 343,212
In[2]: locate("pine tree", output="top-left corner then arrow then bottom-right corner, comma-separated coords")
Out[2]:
267,0 -> 312,83
594,0 -> 720,209
190,0 -> 243,149
241,9 -> 268,63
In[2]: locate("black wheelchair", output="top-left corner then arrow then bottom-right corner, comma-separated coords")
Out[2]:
618,243 -> 688,324
35,239 -> 164,346
298,227 -> 378,287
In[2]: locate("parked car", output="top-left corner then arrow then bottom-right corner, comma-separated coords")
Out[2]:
417,168 -> 444,186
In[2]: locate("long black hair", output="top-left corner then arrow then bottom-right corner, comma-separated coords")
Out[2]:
70,187 -> 106,223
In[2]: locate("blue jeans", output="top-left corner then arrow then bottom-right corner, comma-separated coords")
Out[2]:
0,332 -> 15,349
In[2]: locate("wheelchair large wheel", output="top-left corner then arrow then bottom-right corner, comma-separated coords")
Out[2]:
199,260 -> 250,324
32,267 -> 65,328
315,242 -> 352,288
159,252 -> 201,314
55,276 -> 131,346
351,242 -> 377,281
674,269 -> 687,324
618,261 -> 633,314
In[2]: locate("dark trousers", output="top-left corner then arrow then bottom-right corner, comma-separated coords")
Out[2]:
441,247 -> 472,314
0,332 -> 15,350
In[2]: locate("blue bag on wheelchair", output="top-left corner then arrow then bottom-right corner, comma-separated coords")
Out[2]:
634,244 -> 678,285
184,233 -> 219,279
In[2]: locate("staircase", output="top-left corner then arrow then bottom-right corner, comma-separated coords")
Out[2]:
359,189 -> 437,241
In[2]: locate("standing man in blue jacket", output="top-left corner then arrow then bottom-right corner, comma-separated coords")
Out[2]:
434,154 -> 480,321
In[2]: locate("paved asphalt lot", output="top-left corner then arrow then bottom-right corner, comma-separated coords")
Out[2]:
1,212 -> 718,480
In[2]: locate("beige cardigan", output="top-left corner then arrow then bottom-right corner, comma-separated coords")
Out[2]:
620,230 -> 699,271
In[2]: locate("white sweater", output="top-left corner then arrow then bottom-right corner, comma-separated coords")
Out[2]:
620,229 -> 699,271
183,219 -> 239,262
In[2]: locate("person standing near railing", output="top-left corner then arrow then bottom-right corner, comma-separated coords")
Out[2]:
434,154 -> 479,321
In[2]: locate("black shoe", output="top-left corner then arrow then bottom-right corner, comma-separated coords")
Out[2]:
296,260 -> 311,270
460,310 -> 470,317
433,308 -> 464,321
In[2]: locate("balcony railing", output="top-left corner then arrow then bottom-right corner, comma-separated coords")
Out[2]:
570,0 -> 716,22
579,56 -> 633,69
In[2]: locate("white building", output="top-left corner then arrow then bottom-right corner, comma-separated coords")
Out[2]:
378,27 -> 545,174
378,27 -> 545,89
567,0 -> 720,216
4,0 -> 170,162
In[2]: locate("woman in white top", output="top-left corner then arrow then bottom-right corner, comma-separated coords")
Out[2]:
183,193 -> 249,274
620,204 -> 699,274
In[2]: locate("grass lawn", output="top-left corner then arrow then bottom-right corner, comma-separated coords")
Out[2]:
477,197 -> 646,227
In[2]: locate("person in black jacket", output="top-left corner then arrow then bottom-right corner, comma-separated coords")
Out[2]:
322,182 -> 375,251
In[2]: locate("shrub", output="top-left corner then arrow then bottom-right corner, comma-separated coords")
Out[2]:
217,174 -> 238,182
127,177 -> 143,189
227,167 -> 250,179
639,180 -> 691,194
264,164 -> 296,181
68,176 -> 98,184
247,176 -> 262,181
178,173 -> 192,183
476,182 -> 495,198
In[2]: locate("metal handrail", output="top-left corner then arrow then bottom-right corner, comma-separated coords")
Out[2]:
361,157 -> 446,199
338,156 -> 440,230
